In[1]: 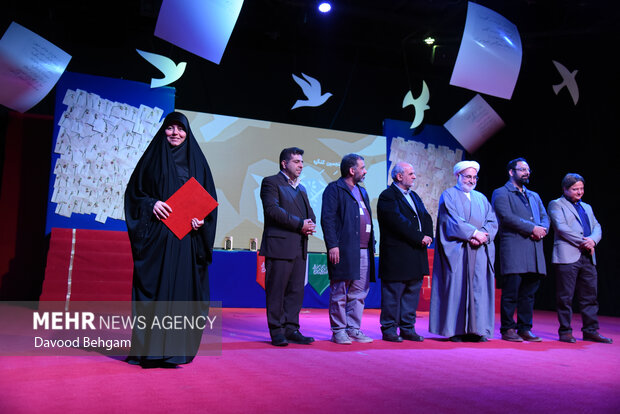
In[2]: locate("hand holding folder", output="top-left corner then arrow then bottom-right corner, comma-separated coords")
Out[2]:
162,177 -> 218,239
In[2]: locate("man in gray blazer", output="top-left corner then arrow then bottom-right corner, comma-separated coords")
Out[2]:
548,173 -> 611,343
492,158 -> 549,342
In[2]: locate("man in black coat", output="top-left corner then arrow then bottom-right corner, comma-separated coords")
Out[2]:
259,147 -> 317,346
321,154 -> 376,345
377,162 -> 433,342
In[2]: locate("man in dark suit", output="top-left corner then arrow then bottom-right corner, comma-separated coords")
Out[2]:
377,162 -> 433,342
321,154 -> 375,345
259,147 -> 317,346
492,158 -> 549,342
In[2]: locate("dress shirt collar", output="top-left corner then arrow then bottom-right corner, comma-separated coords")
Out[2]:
280,170 -> 300,189
396,184 -> 410,196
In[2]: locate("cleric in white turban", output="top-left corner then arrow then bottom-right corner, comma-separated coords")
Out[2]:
453,160 -> 480,176
429,159 -> 498,342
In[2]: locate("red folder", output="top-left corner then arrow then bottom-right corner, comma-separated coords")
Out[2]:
162,177 -> 218,239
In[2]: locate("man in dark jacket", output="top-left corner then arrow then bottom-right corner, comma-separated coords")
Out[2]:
260,147 -> 317,347
377,162 -> 433,342
321,154 -> 375,344
492,158 -> 549,342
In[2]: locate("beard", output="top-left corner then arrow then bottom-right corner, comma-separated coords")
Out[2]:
457,180 -> 476,193
517,176 -> 530,186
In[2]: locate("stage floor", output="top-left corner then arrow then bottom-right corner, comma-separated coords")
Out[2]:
1,308 -> 619,413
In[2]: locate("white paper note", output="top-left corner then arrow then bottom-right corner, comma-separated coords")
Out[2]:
444,94 -> 505,153
0,22 -> 72,112
450,2 -> 522,99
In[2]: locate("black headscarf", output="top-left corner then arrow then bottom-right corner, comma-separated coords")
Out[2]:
124,111 -> 218,268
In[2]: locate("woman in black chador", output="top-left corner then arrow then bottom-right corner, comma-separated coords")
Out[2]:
124,111 -> 217,367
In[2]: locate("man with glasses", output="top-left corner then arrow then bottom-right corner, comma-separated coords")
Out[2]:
492,158 -> 549,342
429,161 -> 498,342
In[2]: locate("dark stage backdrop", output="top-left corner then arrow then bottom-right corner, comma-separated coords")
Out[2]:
0,112 -> 52,300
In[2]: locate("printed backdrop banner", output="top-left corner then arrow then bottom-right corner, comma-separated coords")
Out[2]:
383,120 -> 465,244
182,109 -> 387,253
45,72 -> 175,234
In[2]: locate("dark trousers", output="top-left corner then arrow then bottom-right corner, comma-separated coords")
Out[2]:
500,273 -> 540,332
555,254 -> 599,335
380,279 -> 423,336
265,254 -> 306,339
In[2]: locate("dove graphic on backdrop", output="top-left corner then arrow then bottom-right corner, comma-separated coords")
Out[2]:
552,60 -> 579,105
136,49 -> 187,88
291,73 -> 332,110
402,81 -> 430,129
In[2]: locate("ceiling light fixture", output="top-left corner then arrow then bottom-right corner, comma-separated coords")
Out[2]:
424,37 -> 435,45
318,2 -> 332,13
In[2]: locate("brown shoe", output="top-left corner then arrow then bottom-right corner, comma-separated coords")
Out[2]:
518,330 -> 542,342
559,333 -> 576,343
501,329 -> 523,342
583,332 -> 613,344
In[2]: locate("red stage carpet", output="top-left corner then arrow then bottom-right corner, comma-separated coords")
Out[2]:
1,308 -> 618,413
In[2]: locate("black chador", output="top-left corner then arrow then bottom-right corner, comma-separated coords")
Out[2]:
124,112 -> 217,366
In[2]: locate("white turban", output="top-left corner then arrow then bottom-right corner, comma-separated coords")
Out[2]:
453,160 -> 480,176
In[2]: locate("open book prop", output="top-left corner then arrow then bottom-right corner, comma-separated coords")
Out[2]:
162,177 -> 218,239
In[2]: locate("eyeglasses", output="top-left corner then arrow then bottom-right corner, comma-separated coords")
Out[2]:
513,167 -> 531,173
459,174 -> 478,181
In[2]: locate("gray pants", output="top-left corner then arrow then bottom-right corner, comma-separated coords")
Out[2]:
329,249 -> 370,332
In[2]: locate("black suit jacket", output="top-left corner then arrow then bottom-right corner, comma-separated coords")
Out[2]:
377,183 -> 433,281
259,172 -> 316,259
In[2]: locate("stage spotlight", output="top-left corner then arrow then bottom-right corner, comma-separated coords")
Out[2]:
318,2 -> 332,13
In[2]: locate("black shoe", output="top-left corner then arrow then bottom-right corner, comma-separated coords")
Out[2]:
271,335 -> 288,347
517,330 -> 542,342
559,333 -> 576,343
583,332 -> 613,344
286,330 -> 314,345
382,334 -> 403,342
401,331 -> 424,342
452,334 -> 486,342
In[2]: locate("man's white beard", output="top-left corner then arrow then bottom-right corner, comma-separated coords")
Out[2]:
457,181 -> 476,193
